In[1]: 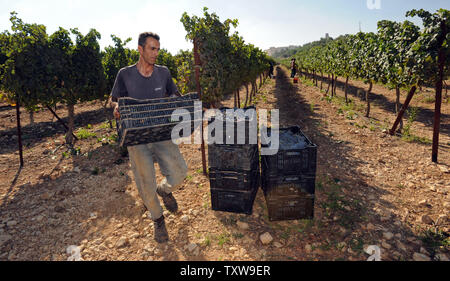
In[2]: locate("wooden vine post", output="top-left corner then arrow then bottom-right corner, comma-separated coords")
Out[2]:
389,86 -> 417,135
431,19 -> 447,163
193,38 -> 207,175
15,95 -> 24,167
45,105 -> 79,141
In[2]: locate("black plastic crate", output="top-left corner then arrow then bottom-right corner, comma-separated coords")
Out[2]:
261,173 -> 315,197
121,105 -> 196,119
117,93 -> 201,147
120,100 -> 196,114
209,169 -> 259,192
120,111 -> 197,128
118,123 -> 172,147
119,93 -> 198,120
118,116 -> 201,147
261,126 -> 317,177
210,185 -> 258,215
265,193 -> 314,221
207,106 -> 258,145
208,144 -> 258,172
118,92 -> 199,107
208,125 -> 257,145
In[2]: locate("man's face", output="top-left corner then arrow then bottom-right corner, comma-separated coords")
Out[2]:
139,37 -> 160,65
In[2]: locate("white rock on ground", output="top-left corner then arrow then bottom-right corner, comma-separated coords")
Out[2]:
115,237 -> 129,249
420,247 -> 430,256
396,241 -> 407,252
40,192 -> 52,200
259,232 -> 273,245
435,253 -> 449,261
383,232 -> 394,240
187,243 -> 197,253
381,241 -> 391,249
0,234 -> 12,247
419,199 -> 431,207
66,245 -> 83,261
181,215 -> 189,223
193,247 -> 200,256
437,165 -> 449,173
237,221 -> 249,230
413,252 -> 431,261
305,244 -> 312,253
367,223 -> 376,231
229,247 -> 238,252
273,242 -> 283,248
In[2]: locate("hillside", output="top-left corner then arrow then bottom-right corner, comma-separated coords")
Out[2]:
266,45 -> 300,58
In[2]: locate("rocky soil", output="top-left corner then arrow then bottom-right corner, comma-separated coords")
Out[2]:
0,66 -> 448,261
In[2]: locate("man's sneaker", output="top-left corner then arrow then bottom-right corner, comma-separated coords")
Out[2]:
156,187 -> 178,213
153,215 -> 169,243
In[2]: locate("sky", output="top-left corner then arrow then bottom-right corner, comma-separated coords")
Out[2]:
1,0 -> 449,55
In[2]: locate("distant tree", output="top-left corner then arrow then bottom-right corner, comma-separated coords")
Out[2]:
102,35 -> 132,94
174,49 -> 196,94
156,48 -> 178,81
57,28 -> 106,145
0,12 -> 53,125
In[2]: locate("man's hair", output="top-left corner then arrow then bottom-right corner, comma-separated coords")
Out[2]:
138,32 -> 160,47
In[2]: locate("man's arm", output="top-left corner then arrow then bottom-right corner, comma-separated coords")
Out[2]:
110,69 -> 125,119
166,68 -> 181,97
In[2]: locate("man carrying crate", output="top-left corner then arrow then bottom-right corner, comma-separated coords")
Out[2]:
109,32 -> 188,243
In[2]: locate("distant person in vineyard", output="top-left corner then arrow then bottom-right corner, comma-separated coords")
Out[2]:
269,61 -> 274,78
290,58 -> 297,78
109,32 -> 188,243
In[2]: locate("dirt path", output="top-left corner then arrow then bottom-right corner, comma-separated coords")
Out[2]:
0,66 -> 448,261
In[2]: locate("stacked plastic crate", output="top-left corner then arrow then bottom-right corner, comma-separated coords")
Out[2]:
117,93 -> 200,147
261,126 -> 317,221
208,106 -> 259,215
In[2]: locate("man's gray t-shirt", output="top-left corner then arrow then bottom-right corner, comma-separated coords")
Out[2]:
111,64 -> 178,101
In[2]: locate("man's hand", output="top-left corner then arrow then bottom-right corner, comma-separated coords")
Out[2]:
113,104 -> 120,119
169,91 -> 182,97
110,99 -> 120,120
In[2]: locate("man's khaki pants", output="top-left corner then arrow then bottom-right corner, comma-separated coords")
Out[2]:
127,140 -> 188,220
